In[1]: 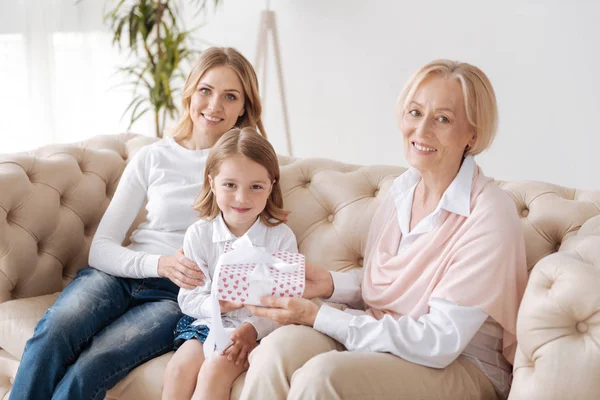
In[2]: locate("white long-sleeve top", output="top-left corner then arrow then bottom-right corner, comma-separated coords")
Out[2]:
314,156 -> 489,367
89,137 -> 209,278
178,214 -> 298,340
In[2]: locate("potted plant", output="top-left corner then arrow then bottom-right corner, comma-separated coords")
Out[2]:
95,0 -> 220,137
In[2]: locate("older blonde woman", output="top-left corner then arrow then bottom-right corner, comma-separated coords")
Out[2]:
245,60 -> 528,400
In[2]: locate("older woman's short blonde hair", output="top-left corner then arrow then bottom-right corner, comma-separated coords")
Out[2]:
171,47 -> 266,141
397,60 -> 498,155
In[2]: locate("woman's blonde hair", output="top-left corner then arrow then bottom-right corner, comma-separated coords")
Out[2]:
171,47 -> 266,141
397,60 -> 498,155
194,127 -> 288,226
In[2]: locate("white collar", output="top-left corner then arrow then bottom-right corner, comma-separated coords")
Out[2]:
211,213 -> 266,246
391,155 -> 475,220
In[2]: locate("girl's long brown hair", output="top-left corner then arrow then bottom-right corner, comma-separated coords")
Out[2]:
194,127 -> 288,226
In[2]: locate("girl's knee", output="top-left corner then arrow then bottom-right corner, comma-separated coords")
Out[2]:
197,356 -> 229,381
166,340 -> 205,385
164,353 -> 198,386
193,355 -> 245,399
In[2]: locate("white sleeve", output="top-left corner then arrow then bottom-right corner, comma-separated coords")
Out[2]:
89,147 -> 161,278
277,224 -> 298,253
313,297 -> 488,369
327,269 -> 364,309
177,226 -> 214,319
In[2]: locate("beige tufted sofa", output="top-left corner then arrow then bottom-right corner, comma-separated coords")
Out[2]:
0,133 -> 599,400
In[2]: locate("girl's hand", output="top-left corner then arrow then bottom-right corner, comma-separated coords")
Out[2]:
303,262 -> 334,299
157,248 -> 205,289
223,322 -> 258,367
219,300 -> 244,314
246,297 -> 320,327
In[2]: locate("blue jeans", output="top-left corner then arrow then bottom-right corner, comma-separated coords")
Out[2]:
10,266 -> 183,400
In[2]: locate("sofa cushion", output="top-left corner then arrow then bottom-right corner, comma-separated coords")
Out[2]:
0,293 -> 59,359
106,353 -> 171,400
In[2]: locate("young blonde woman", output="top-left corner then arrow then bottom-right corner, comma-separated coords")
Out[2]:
245,60 -> 528,400
11,47 -> 266,400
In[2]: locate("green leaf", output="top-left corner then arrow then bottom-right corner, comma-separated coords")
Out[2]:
79,0 -> 222,137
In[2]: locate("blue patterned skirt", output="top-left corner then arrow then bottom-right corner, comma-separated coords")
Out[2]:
173,315 -> 210,350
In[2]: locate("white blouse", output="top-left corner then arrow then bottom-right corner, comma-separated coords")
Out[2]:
178,214 -> 298,340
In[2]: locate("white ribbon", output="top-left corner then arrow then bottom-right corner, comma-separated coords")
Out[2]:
203,234 -> 301,359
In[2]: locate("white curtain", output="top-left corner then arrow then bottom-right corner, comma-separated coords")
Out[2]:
0,0 -> 155,153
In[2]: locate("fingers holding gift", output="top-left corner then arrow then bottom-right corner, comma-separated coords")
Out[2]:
303,262 -> 334,299
247,297 -> 320,326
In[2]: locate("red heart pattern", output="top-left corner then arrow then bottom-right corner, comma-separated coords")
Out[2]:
215,243 -> 306,304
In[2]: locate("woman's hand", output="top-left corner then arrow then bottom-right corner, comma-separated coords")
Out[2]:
219,300 -> 244,314
303,262 -> 334,299
157,248 -> 205,289
223,322 -> 258,367
246,297 -> 320,327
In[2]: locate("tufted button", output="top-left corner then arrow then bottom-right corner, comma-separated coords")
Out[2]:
327,214 -> 334,223
555,243 -> 561,252
521,209 -> 529,217
304,180 -> 311,188
358,258 -> 364,267
576,321 -> 589,333
373,189 -> 379,197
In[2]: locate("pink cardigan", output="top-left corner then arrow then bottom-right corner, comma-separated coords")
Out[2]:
362,165 -> 528,363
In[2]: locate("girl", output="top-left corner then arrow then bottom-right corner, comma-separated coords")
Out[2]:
162,127 -> 298,400
10,47 -> 266,400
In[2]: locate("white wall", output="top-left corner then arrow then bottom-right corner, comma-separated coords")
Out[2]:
193,0 -> 599,190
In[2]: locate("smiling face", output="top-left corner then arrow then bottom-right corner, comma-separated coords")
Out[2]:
399,75 -> 476,176
209,154 -> 273,237
189,65 -> 246,148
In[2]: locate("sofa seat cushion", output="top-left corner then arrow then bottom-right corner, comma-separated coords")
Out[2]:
0,293 -> 59,359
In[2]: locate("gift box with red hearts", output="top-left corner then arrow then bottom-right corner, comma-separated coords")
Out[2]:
215,250 -> 305,306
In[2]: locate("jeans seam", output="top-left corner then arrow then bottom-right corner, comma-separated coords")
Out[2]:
89,343 -> 173,400
131,279 -> 146,297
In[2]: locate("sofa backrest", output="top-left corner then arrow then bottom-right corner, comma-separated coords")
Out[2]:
0,134 -> 156,301
280,157 -> 600,275
1,134 -> 599,301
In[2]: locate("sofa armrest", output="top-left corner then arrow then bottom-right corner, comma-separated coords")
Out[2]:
509,216 -> 600,400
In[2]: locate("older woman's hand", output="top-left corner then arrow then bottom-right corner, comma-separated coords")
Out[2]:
157,248 -> 205,289
246,296 -> 320,327
303,262 -> 334,299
